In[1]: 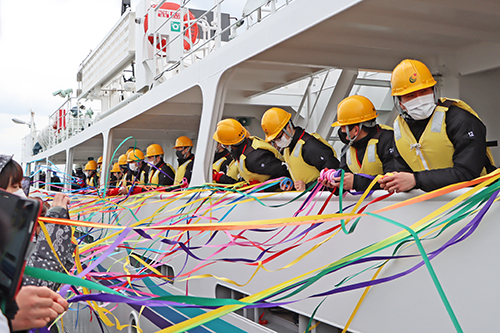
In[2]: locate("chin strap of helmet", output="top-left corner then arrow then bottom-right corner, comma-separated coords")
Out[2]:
340,123 -> 362,158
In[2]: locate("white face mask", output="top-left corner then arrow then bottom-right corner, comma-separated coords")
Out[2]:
13,188 -> 27,198
129,162 -> 138,172
402,93 -> 436,121
275,135 -> 292,149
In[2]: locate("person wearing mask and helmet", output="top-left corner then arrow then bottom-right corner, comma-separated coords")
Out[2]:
379,59 -> 496,193
96,156 -> 103,178
109,163 -> 122,187
213,142 -> 233,174
261,107 -> 339,191
84,160 -> 99,188
212,142 -> 238,184
322,95 -> 395,192
0,154 -> 69,331
213,118 -> 290,191
72,164 -> 86,189
117,149 -> 148,195
173,136 -> 195,186
117,153 -> 130,187
145,143 -> 175,187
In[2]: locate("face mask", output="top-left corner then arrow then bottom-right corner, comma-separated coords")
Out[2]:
222,145 -> 232,153
275,135 -> 292,149
338,128 -> 349,144
129,163 -> 138,171
84,171 -> 90,178
176,150 -> 184,159
402,93 -> 436,121
13,188 -> 27,198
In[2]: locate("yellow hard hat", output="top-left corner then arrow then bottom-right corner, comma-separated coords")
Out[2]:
110,163 -> 121,173
213,118 -> 248,146
146,143 -> 164,157
84,160 -> 97,171
97,156 -> 103,164
173,136 -> 193,149
391,59 -> 437,96
332,95 -> 378,127
127,149 -> 144,163
118,154 -> 128,166
261,107 -> 291,142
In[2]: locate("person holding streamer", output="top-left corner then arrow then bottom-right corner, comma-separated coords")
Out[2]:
378,59 -> 496,193
322,95 -> 395,192
213,118 -> 290,191
109,162 -> 123,187
173,136 -> 195,186
145,143 -> 175,187
96,156 -> 103,178
83,159 -> 99,188
212,142 -> 239,184
0,155 -> 69,332
117,153 -> 130,187
117,149 -> 148,195
261,107 -> 339,191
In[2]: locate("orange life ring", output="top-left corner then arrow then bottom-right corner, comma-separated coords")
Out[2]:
144,2 -> 199,51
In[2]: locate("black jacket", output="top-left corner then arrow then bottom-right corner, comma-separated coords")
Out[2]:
339,125 -> 395,191
177,155 -> 194,184
394,104 -> 495,192
149,159 -> 175,186
288,127 -> 340,189
213,150 -> 234,173
228,137 -> 290,191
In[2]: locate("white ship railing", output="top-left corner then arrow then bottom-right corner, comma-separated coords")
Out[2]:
151,0 -> 295,82
33,98 -> 96,153
20,0 -> 296,158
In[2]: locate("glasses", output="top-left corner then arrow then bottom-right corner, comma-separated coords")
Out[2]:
272,130 -> 286,143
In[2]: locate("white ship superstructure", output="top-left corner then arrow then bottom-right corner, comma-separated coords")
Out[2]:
19,0 -> 500,332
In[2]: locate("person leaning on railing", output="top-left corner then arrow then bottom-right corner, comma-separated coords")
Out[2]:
213,118 -> 290,191
261,107 -> 339,191
321,95 -> 395,192
378,59 -> 496,193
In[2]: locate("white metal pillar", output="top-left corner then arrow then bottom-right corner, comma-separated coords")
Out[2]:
101,129 -> 114,187
45,157 -> 52,191
316,69 -> 358,139
190,68 -> 235,185
64,148 -> 74,192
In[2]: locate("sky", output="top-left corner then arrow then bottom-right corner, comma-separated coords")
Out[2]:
0,0 -> 245,163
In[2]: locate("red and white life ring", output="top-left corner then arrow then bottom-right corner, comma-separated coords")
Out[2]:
144,2 -> 199,51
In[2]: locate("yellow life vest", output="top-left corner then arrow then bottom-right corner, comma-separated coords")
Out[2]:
175,159 -> 192,185
394,98 -> 494,175
119,174 -> 128,187
86,175 -> 98,187
347,125 -> 392,175
238,137 -> 283,183
226,160 -> 239,180
140,170 -> 147,184
148,163 -> 175,186
213,156 -> 227,173
283,132 -> 335,184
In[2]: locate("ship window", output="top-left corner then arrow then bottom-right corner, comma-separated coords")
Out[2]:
215,284 -> 346,332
